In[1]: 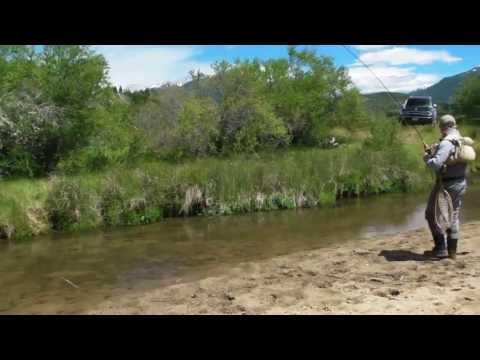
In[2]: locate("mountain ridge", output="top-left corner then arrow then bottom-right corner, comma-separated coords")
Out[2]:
366,66 -> 480,105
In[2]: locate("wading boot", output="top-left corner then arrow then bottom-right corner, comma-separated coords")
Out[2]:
447,237 -> 458,260
424,235 -> 449,259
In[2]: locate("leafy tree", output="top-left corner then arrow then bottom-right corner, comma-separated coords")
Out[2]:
123,88 -> 151,107
57,98 -> 147,174
0,45 -> 39,93
261,47 -> 362,145
174,97 -> 220,157
328,88 -> 367,129
221,95 -> 290,154
134,84 -> 188,154
39,45 -> 110,109
133,47 -> 365,155
0,45 -> 143,177
455,73 -> 480,119
0,92 -> 64,176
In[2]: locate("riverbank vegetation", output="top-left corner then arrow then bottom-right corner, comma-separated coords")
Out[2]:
1,45 -> 479,241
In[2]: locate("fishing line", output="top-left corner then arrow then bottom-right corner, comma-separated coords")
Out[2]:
341,45 -> 428,148
342,46 -> 457,237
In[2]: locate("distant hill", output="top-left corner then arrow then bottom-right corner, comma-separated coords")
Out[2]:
363,66 -> 480,116
143,66 -> 480,117
363,92 -> 408,115
410,66 -> 480,104
179,66 -> 480,110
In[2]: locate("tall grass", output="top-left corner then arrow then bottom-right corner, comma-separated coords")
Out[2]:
398,123 -> 480,173
0,135 -> 430,241
0,179 -> 49,240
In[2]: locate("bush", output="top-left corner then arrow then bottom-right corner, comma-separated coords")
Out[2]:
364,117 -> 401,151
455,73 -> 480,119
0,179 -> 49,240
131,47 -> 368,155
133,84 -> 188,154
45,176 -> 102,231
174,97 -> 220,158
0,45 -> 129,178
57,100 -> 148,174
221,96 -> 290,153
329,88 -> 368,130
0,92 -> 64,176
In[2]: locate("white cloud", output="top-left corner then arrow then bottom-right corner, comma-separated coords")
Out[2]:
91,45 -> 461,95
92,45 -> 214,90
347,65 -> 441,93
357,47 -> 462,66
345,46 -> 463,93
353,45 -> 392,51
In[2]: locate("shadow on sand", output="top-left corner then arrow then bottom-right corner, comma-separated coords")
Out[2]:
378,250 -> 439,262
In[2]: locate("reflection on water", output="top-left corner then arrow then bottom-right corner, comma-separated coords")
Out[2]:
1,180 -> 480,314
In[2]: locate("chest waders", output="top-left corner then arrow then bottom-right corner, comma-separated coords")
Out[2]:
425,140 -> 469,259
425,175 -> 451,258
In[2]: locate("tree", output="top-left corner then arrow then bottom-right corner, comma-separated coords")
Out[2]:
37,46 -> 113,161
455,73 -> 480,119
0,92 -> 64,176
261,47 -> 362,145
0,45 -> 141,177
133,85 -> 188,153
221,94 -> 290,154
195,59 -> 289,153
57,98 -> 147,174
174,98 -> 220,157
123,88 -> 151,107
324,88 -> 367,129
0,45 -> 39,93
39,45 -> 110,109
133,47 -> 364,155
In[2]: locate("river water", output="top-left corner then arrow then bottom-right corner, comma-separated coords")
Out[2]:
1,180 -> 480,314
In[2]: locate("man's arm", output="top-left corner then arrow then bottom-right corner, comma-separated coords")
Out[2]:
424,140 -> 454,173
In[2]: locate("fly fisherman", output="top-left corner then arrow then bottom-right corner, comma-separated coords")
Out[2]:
423,115 -> 467,259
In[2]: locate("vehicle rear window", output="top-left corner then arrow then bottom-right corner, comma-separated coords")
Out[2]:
406,98 -> 431,107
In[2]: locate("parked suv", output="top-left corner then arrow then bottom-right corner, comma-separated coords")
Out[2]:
400,96 -> 437,125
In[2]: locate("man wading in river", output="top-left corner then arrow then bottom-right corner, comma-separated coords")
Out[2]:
423,115 -> 467,259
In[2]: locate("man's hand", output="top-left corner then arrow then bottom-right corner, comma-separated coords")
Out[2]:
423,144 -> 432,163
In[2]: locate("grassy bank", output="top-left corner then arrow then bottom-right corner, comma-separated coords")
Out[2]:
1,139 -> 431,241
398,123 -> 480,174
3,123 -> 480,242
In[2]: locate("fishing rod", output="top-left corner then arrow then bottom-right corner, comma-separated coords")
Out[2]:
342,46 -> 453,229
341,45 -> 429,150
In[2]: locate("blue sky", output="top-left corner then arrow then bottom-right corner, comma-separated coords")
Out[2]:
92,45 -> 480,93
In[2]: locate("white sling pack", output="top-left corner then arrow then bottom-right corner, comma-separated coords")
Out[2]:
444,134 -> 476,165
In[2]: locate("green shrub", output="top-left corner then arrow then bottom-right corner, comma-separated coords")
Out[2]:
364,118 -> 401,151
221,96 -> 290,154
57,101 -> 147,174
2,140 -> 430,240
174,97 -> 220,158
45,176 -> 101,231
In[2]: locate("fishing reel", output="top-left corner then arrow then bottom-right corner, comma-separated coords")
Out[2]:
424,143 -> 439,156
424,143 -> 432,155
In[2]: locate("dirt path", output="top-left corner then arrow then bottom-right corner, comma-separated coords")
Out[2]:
86,222 -> 480,314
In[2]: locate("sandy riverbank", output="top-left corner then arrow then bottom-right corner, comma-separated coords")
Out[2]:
86,222 -> 480,315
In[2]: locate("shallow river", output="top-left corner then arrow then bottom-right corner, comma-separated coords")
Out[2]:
1,179 -> 480,314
